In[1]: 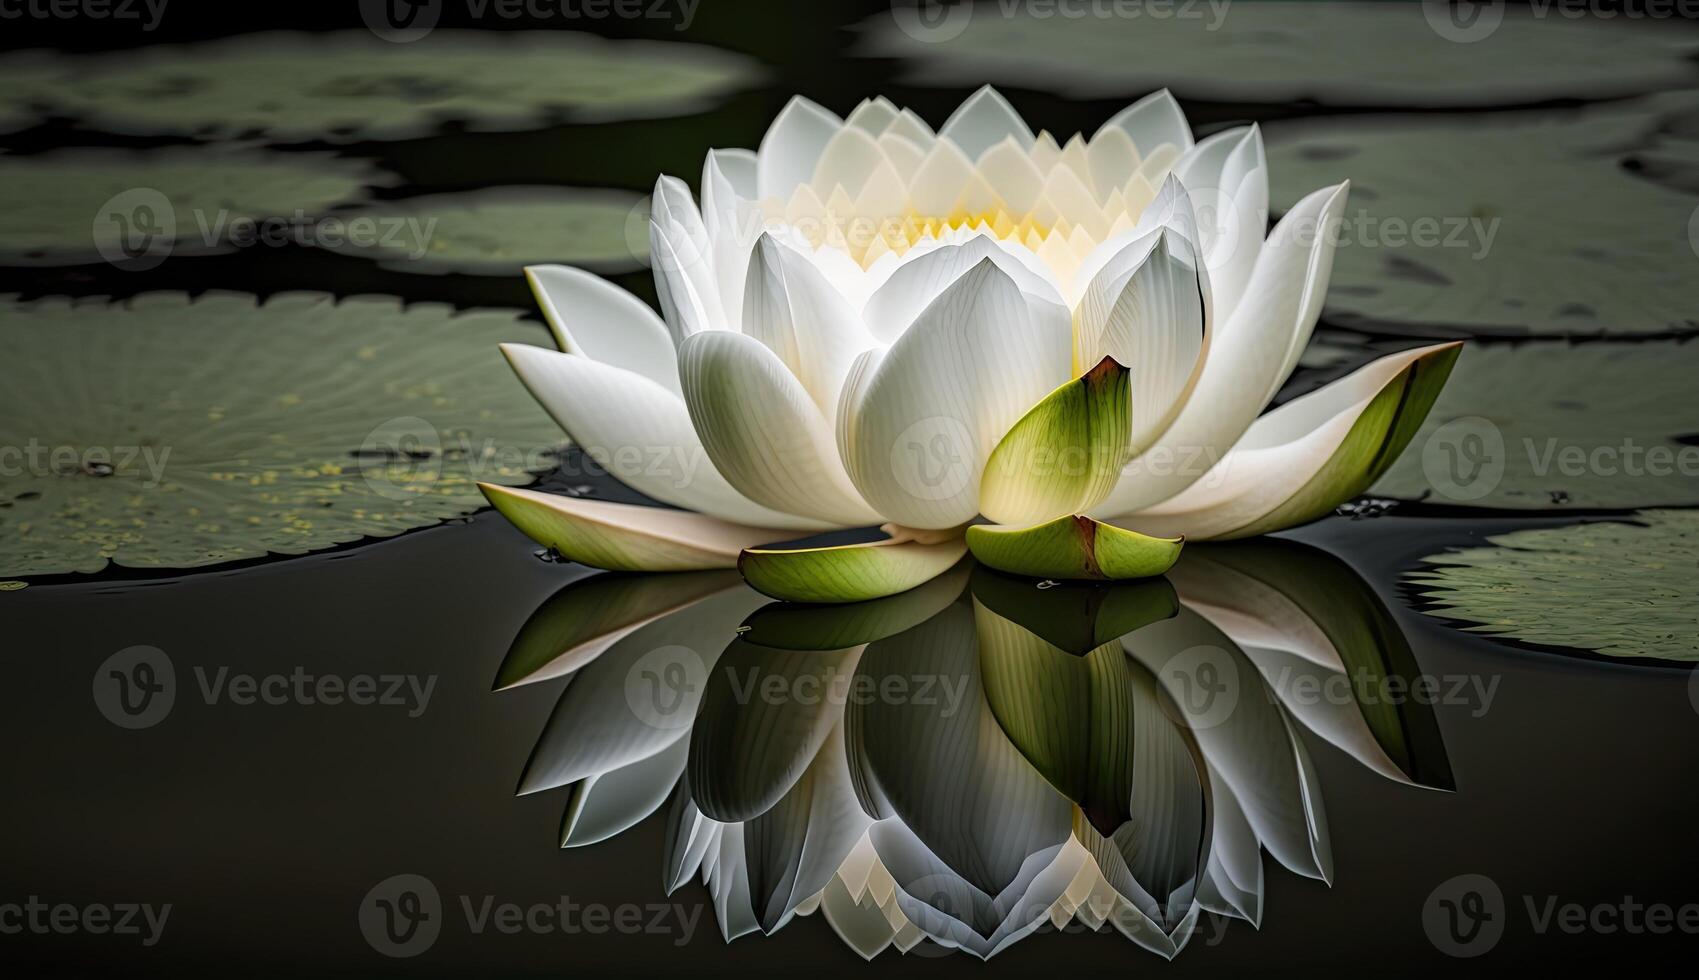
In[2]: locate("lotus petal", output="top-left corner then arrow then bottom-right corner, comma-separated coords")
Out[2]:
560,734 -> 689,847
678,330 -> 879,526
493,569 -> 740,690
499,343 -> 830,531
524,265 -> 682,394
939,85 -> 1035,160
1128,342 -> 1461,540
480,485 -> 784,572
739,536 -> 969,604
737,559 -> 971,650
967,516 -> 1182,581
980,356 -> 1132,526
1092,181 -> 1351,517
967,565 -> 1178,656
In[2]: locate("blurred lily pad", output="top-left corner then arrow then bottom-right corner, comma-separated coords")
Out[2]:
1370,339 -> 1699,509
0,292 -> 563,577
0,147 -> 392,266
863,1 -> 1699,107
1268,102 -> 1699,337
0,30 -> 761,142
320,187 -> 646,276
1406,511 -> 1699,662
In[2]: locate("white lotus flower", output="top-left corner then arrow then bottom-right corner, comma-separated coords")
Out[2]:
482,87 -> 1460,601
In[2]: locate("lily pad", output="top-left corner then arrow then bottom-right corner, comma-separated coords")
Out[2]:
0,292 -> 563,577
862,1 -> 1699,107
0,147 -> 392,266
0,30 -> 762,143
320,187 -> 646,276
1405,511 -> 1699,662
1267,102 -> 1699,336
1370,339 -> 1699,509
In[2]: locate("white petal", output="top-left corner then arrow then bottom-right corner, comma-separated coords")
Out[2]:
844,95 -> 900,134
1097,88 -> 1194,154
812,124 -> 890,199
1086,126 -> 1141,201
1078,231 -> 1209,454
702,149 -> 760,325
939,84 -> 1035,161
907,137 -> 978,216
1174,126 -> 1268,322
1127,342 -> 1453,539
651,218 -> 721,345
678,330 -> 880,526
741,235 -> 878,420
843,259 -> 1071,528
524,264 -> 680,395
1093,181 -> 1350,517
561,735 -> 690,847
653,176 -> 725,330
862,234 -> 1064,344
501,343 -> 832,531
758,95 -> 844,202
976,135 -> 1046,214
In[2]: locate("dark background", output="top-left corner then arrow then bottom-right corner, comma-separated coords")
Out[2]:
3,0 -> 1697,975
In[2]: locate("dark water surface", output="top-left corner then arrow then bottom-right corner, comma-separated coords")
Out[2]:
3,0 -> 1697,974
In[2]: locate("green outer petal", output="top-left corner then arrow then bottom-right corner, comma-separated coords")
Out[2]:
967,516 -> 1182,581
737,560 -> 971,649
1221,341 -> 1460,540
738,538 -> 968,604
968,564 -> 1178,656
493,569 -> 738,690
480,483 -> 778,572
1179,541 -> 1455,790
980,356 -> 1133,526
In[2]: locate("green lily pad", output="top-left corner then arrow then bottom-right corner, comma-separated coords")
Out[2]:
0,147 -> 392,266
1370,339 -> 1699,509
862,1 -> 1698,107
0,292 -> 563,577
0,30 -> 761,143
1405,511 -> 1699,662
966,516 -> 1182,581
1267,101 -> 1699,336
320,187 -> 646,276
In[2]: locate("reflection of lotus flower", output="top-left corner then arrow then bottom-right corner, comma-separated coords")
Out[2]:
481,88 -> 1461,601
501,546 -> 1451,960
